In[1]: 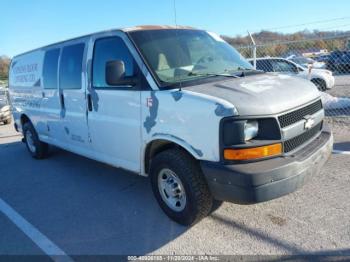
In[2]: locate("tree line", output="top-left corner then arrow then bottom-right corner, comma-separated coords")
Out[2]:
0,56 -> 11,83
223,29 -> 350,58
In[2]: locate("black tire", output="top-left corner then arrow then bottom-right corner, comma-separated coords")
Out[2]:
3,118 -> 11,125
150,148 -> 213,226
23,122 -> 49,159
311,78 -> 327,91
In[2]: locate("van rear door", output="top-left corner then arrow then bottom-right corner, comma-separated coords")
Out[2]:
58,41 -> 90,150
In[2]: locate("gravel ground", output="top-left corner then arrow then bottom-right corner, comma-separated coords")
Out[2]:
327,75 -> 350,97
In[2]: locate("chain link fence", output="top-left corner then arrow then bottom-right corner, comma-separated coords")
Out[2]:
235,35 -> 350,132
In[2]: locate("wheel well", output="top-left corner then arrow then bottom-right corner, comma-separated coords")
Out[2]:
311,78 -> 326,89
20,114 -> 30,126
311,78 -> 325,84
144,140 -> 193,174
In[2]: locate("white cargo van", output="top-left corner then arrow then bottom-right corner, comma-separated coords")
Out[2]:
9,26 -> 333,225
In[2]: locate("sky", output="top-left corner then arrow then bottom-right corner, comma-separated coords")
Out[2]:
1,0 -> 350,57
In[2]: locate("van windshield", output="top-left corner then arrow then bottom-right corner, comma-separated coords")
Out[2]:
128,29 -> 253,86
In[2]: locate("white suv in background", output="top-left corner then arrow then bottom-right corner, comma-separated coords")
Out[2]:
249,57 -> 335,91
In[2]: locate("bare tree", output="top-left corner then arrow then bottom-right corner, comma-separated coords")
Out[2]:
0,55 -> 11,80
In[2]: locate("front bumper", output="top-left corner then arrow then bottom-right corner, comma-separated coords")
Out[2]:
201,127 -> 333,204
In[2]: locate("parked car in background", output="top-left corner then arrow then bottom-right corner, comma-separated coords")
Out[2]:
313,54 -> 330,63
287,55 -> 326,69
249,57 -> 334,91
0,87 -> 11,125
326,50 -> 350,73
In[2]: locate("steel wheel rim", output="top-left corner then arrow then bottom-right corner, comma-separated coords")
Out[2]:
158,168 -> 187,212
25,130 -> 36,153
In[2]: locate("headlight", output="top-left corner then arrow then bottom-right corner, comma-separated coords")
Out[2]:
222,118 -> 279,146
244,120 -> 259,141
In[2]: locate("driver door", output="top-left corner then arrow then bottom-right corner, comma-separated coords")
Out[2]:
87,35 -> 142,173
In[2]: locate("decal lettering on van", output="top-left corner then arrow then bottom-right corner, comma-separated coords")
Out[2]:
13,63 -> 39,84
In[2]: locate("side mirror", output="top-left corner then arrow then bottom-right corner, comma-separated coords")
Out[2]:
105,60 -> 136,86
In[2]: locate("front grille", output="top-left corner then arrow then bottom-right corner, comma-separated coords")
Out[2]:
284,122 -> 323,153
278,100 -> 323,128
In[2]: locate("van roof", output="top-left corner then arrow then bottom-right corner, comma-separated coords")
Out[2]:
122,25 -> 195,32
12,25 -> 198,58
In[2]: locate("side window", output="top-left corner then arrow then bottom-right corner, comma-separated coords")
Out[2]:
256,60 -> 273,72
93,37 -> 135,88
59,43 -> 85,89
43,49 -> 60,89
271,60 -> 298,73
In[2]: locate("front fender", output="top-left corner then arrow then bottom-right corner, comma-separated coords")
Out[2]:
149,133 -> 203,158
141,133 -> 206,176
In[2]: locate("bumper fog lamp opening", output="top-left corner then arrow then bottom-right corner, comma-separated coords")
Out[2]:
224,143 -> 282,161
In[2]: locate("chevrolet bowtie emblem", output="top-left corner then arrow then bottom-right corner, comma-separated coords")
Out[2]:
304,115 -> 315,130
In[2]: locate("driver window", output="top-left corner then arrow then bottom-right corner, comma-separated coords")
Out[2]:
92,37 -> 135,88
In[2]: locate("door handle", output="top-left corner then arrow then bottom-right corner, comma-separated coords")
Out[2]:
87,94 -> 93,111
60,93 -> 65,110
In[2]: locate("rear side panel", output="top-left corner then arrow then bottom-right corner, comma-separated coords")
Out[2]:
9,50 -> 45,133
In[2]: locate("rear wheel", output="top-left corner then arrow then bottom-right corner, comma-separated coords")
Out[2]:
150,149 -> 213,226
311,78 -> 327,91
23,122 -> 49,159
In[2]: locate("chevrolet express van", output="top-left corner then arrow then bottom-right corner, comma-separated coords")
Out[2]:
9,26 -> 333,225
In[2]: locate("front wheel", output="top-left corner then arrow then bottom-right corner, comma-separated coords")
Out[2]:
150,149 -> 213,226
23,122 -> 49,159
311,78 -> 327,91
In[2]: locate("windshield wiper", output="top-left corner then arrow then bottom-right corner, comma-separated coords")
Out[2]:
188,71 -> 239,78
230,67 -> 265,77
190,68 -> 264,78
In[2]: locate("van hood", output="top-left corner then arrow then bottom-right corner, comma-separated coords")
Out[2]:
185,73 -> 321,116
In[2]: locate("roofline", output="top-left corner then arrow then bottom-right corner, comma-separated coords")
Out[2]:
122,25 -> 197,32
12,25 -> 200,59
12,28 -> 124,59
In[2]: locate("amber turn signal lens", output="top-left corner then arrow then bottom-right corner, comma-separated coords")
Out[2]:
224,143 -> 282,161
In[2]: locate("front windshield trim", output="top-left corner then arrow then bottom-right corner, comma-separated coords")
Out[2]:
126,31 -> 164,88
127,29 -> 254,89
